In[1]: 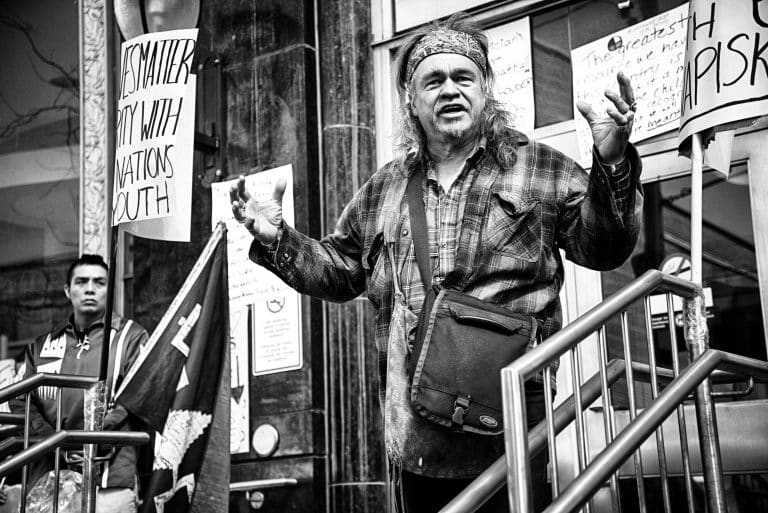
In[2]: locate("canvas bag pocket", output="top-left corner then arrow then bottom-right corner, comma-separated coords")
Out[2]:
408,286 -> 537,435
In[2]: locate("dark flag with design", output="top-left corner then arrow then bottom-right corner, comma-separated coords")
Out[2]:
115,223 -> 230,513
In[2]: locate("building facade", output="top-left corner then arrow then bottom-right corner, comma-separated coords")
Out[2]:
1,0 -> 766,512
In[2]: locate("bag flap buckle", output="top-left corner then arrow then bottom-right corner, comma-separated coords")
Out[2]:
451,395 -> 471,430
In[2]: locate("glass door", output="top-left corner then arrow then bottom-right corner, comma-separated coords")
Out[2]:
0,1 -> 81,355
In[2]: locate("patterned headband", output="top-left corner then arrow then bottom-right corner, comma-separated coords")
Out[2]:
406,29 -> 488,83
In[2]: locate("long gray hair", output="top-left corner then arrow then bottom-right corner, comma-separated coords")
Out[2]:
393,13 -> 521,170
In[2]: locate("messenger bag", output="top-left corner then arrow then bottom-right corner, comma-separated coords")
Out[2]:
406,168 -> 538,435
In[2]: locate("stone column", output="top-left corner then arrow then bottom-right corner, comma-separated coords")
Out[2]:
197,2 -> 327,512
317,1 -> 387,511
79,0 -> 113,257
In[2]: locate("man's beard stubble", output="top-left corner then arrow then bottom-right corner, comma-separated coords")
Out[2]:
436,118 -> 468,140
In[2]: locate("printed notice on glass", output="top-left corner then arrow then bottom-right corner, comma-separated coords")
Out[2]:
229,304 -> 250,453
250,287 -> 302,375
487,18 -> 535,134
571,4 -> 689,163
211,165 -> 303,377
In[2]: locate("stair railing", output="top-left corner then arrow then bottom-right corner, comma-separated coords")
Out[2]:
500,269 -> 768,513
439,359 -> 675,513
0,373 -> 150,513
539,349 -> 768,513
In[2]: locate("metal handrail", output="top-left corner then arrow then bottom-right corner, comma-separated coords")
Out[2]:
230,479 -> 299,491
0,430 -> 150,479
441,356 -> 757,513
500,270 -> 700,513
440,359 -> 669,513
544,349 -> 768,513
0,373 -> 143,513
505,270 -> 699,385
0,413 -> 26,425
0,435 -> 43,460
0,373 -> 98,404
498,268 -> 768,513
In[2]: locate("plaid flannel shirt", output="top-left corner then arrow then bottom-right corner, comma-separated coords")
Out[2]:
250,131 -> 643,392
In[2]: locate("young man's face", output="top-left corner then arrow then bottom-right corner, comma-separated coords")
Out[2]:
64,264 -> 108,321
409,53 -> 486,146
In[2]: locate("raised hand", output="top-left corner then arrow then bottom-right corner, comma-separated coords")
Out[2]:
229,176 -> 287,245
576,72 -> 636,165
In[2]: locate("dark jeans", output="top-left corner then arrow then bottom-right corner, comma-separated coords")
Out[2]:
400,383 -> 551,513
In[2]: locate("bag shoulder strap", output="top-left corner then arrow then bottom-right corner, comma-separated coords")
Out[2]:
109,319 -> 132,400
406,169 -> 432,291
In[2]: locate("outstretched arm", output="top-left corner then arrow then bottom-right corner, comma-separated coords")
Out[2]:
230,174 -> 373,303
558,72 -> 643,270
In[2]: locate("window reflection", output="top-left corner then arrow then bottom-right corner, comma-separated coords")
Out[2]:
658,170 -> 764,361
0,1 -> 80,350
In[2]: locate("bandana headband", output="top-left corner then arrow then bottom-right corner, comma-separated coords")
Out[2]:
406,29 -> 488,83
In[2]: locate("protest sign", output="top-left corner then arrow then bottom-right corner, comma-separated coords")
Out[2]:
678,0 -> 768,145
487,18 -> 535,134
572,4 -> 689,163
211,165 -> 303,391
112,29 -> 198,242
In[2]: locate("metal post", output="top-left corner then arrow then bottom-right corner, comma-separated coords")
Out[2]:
0,333 -> 8,360
621,311 -> 647,513
544,365 -> 559,502
597,328 -> 621,513
684,293 -> 727,513
21,393 -> 31,513
82,381 -> 107,513
667,293 -> 696,513
503,370 -> 532,513
54,388 -> 63,513
690,134 -> 703,284
643,297 -> 671,513
570,347 -> 591,513
85,223 -> 118,511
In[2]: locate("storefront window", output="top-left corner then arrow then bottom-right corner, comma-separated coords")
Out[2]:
0,1 -> 80,352
658,170 -> 764,360
531,0 -> 686,127
393,0 -> 491,32
602,168 -> 766,408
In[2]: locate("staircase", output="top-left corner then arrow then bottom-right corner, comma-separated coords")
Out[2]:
441,269 -> 768,513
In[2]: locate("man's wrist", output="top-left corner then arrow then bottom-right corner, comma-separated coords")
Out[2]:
259,222 -> 283,254
263,238 -> 278,253
594,146 -> 626,170
605,159 -> 627,175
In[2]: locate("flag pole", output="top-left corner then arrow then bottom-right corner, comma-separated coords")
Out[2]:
101,224 -> 120,382
82,224 -> 120,513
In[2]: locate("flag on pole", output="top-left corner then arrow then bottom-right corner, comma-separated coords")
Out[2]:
678,0 -> 768,172
115,223 -> 230,512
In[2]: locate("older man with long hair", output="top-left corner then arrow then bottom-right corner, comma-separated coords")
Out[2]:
232,12 -> 642,513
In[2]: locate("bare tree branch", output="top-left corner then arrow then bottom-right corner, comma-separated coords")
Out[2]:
0,103 -> 76,139
0,13 -> 79,140
0,14 -> 78,92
